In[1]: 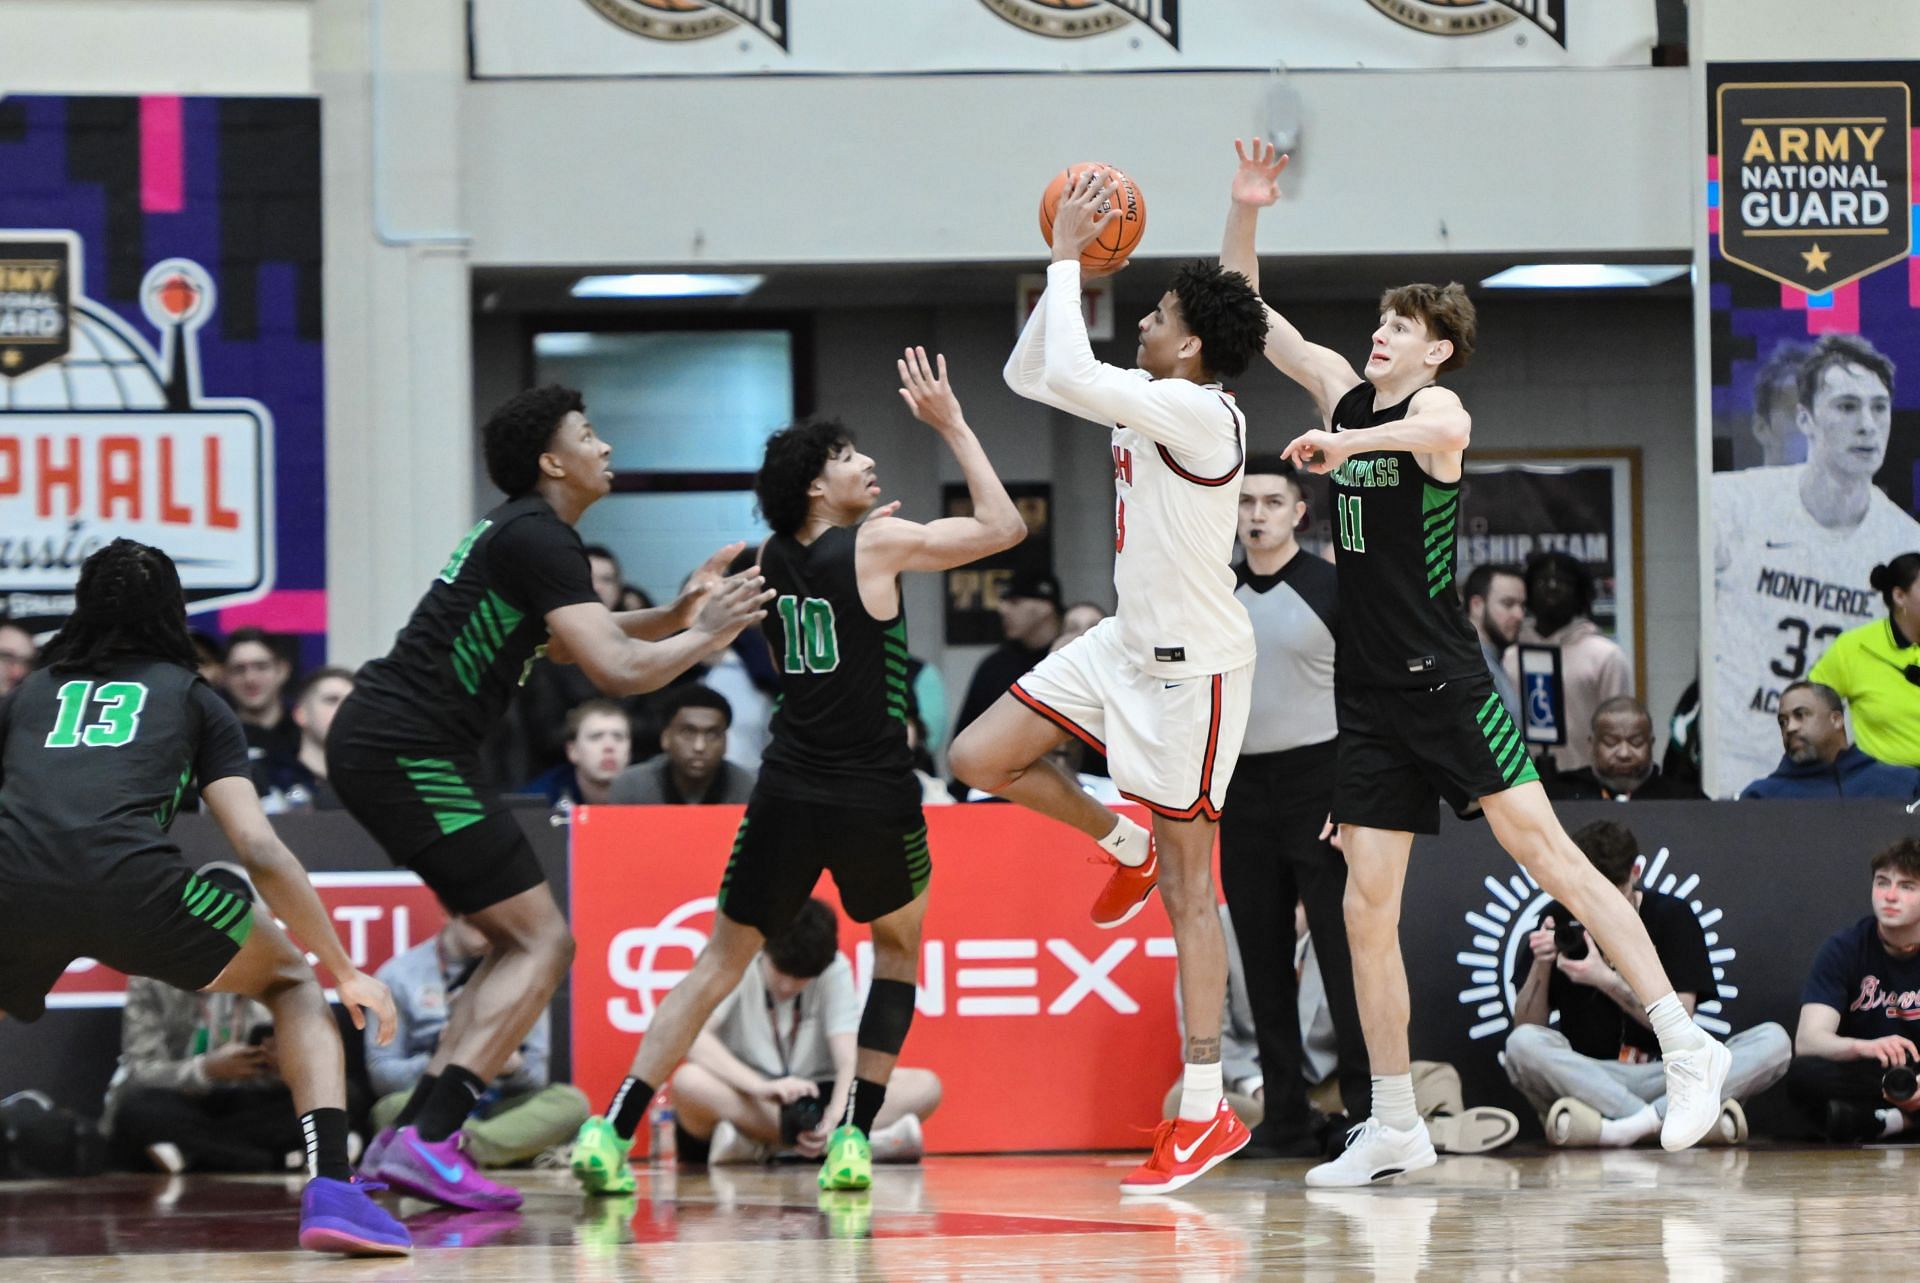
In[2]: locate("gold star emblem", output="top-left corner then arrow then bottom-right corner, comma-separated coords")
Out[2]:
1801,243 -> 1831,273
1,349 -> 20,370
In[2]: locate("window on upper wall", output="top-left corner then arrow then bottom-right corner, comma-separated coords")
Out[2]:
530,322 -> 807,605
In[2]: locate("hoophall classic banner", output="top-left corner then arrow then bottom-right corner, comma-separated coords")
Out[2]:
1703,63 -> 1920,797
0,97 -> 327,666
473,1 -> 1653,78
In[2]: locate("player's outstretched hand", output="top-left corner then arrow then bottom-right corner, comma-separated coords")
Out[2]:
1231,137 -> 1289,207
673,540 -> 750,627
336,968 -> 399,1044
1281,428 -> 1344,474
1050,167 -> 1118,265
693,567 -> 774,643
897,347 -> 967,435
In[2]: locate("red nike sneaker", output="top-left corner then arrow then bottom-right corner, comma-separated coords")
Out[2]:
1121,1097 -> 1250,1195
1091,839 -> 1158,928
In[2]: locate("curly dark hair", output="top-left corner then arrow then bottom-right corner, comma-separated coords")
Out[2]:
1168,261 -> 1269,380
1570,819 -> 1640,888
764,897 -> 839,979
482,385 -> 586,497
755,418 -> 855,538
40,539 -> 197,674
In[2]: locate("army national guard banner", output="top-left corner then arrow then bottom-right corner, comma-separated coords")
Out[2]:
0,97 -> 326,666
472,0 -> 1655,78
1702,63 -> 1920,798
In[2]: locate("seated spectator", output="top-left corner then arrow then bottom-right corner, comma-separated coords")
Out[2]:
1504,820 -> 1789,1147
523,699 -> 633,808
0,619 -> 36,695
255,666 -> 354,812
223,628 -> 299,765
102,864 -> 325,1174
1164,906 -> 1516,1156
1739,681 -> 1920,800
609,686 -> 756,804
1544,697 -> 1704,801
366,917 -> 589,1167
671,898 -> 939,1165
187,629 -> 224,689
1788,837 -> 1920,1143
952,571 -> 1062,737
1810,554 -> 1920,771
1461,563 -> 1525,726
1502,552 -> 1632,774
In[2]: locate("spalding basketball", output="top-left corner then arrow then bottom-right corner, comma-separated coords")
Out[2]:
1039,162 -> 1146,272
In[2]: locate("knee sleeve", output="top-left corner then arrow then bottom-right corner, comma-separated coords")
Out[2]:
857,978 -> 916,1056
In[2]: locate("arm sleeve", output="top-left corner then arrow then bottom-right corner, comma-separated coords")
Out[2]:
1801,931 -> 1855,1011
489,515 -> 601,618
1038,261 -> 1242,468
818,958 -> 861,1038
191,684 -> 254,786
1003,284 -> 1085,418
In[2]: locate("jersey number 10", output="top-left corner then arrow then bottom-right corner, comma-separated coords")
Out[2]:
44,680 -> 150,748
776,595 -> 841,674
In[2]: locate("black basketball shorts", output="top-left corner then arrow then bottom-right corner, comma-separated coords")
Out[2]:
716,793 -> 931,936
1331,670 -> 1541,836
328,711 -> 545,916
0,861 -> 253,1023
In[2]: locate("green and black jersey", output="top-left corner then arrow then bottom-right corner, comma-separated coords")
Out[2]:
1326,381 -> 1484,689
345,495 -> 600,748
754,524 -> 919,811
0,660 -> 251,882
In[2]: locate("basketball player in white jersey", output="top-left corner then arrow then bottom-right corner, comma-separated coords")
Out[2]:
1224,137 -> 1729,1185
948,168 -> 1270,1194
1710,334 -> 1918,796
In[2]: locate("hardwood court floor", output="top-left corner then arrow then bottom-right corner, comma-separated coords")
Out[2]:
4,1146 -> 1917,1281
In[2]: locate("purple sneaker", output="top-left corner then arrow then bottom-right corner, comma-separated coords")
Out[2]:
298,1176 -> 412,1256
360,1126 -> 397,1176
377,1126 -> 524,1211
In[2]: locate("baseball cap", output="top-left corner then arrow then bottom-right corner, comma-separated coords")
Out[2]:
1003,571 -> 1063,609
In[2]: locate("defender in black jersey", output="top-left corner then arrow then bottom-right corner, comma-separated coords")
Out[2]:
0,542 -> 407,1255
573,348 -> 1025,1197
331,385 -> 771,1210
1225,137 -> 1729,1182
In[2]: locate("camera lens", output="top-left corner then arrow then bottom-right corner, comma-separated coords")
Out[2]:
1884,1065 -> 1918,1102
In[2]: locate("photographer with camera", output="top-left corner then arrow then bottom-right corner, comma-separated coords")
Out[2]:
670,898 -> 940,1166
1503,821 -> 1789,1147
1786,837 -> 1920,1143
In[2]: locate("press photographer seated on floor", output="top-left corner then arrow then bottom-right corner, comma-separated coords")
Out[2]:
669,898 -> 939,1166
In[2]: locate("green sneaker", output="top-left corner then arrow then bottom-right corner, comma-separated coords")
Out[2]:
817,1188 -> 873,1238
570,1116 -> 637,1196
817,1124 -> 872,1191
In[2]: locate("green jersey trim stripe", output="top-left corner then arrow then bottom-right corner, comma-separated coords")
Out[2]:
1475,694 -> 1540,787
396,755 -> 489,835
450,591 -> 527,695
717,816 -> 751,910
1422,484 -> 1459,598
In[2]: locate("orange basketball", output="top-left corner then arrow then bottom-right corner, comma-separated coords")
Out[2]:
1039,162 -> 1146,272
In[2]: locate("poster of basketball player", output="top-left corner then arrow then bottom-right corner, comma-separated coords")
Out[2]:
1703,62 -> 1920,797
0,96 -> 326,667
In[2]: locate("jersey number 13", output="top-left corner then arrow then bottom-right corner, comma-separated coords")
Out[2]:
44,680 -> 150,748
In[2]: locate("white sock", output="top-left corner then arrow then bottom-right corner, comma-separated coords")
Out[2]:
1178,1061 -> 1223,1122
1371,1073 -> 1419,1131
1597,1104 -> 1662,1148
1098,815 -> 1151,868
1646,993 -> 1706,1057
1879,1109 -> 1907,1139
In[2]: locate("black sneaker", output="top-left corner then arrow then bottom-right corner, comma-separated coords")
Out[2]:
1825,1100 -> 1884,1144
1235,1118 -> 1327,1160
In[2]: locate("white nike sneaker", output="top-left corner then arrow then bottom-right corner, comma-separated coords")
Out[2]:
1305,1118 -> 1437,1187
869,1113 -> 924,1164
709,1120 -> 770,1166
1659,1036 -> 1732,1151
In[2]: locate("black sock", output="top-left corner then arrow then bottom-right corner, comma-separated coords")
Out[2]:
845,1078 -> 887,1136
393,1073 -> 438,1130
413,1065 -> 485,1143
302,1107 -> 353,1181
607,1075 -> 655,1142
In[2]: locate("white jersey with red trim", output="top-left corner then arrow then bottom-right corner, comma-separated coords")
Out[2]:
1005,261 -> 1255,680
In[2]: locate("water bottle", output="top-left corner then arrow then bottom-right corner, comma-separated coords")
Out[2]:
648,1087 -> 676,1165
